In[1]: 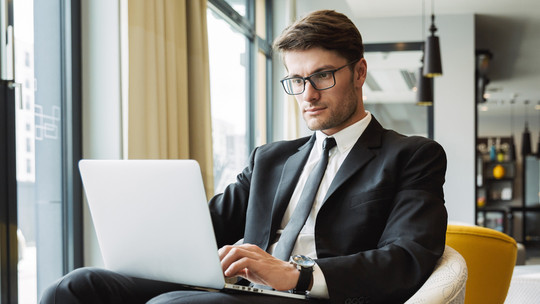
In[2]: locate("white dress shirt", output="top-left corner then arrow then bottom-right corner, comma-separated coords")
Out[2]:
267,111 -> 372,298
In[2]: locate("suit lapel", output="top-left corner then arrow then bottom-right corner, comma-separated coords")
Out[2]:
324,117 -> 384,201
267,135 -> 315,246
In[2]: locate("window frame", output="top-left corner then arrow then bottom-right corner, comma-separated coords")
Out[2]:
60,0 -> 83,274
207,0 -> 273,152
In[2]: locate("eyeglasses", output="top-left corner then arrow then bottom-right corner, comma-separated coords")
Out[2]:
280,59 -> 359,95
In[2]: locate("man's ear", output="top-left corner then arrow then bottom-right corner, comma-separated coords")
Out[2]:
354,58 -> 367,85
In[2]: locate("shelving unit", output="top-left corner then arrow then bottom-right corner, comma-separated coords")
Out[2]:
520,155 -> 540,245
476,137 -> 517,233
476,137 -> 540,246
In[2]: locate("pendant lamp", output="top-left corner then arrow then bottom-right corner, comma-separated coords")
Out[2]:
416,65 -> 433,106
536,101 -> 540,158
522,123 -> 532,156
423,0 -> 443,77
416,1 -> 433,106
508,100 -> 516,161
522,100 -> 532,156
509,135 -> 517,161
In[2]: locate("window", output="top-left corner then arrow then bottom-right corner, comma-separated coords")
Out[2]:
1,1 -> 82,303
363,43 -> 432,138
207,0 -> 272,193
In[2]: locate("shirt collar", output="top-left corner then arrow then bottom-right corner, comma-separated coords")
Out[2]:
315,111 -> 372,153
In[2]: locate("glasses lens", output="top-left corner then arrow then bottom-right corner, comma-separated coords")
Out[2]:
283,78 -> 304,95
310,71 -> 335,90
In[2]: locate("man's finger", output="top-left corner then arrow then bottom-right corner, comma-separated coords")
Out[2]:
223,257 -> 252,277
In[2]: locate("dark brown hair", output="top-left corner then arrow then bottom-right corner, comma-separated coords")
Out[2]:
273,10 -> 364,63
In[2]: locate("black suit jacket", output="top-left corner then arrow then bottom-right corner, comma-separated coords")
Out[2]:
209,117 -> 448,304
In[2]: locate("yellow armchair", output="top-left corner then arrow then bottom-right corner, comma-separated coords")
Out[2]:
446,224 -> 518,304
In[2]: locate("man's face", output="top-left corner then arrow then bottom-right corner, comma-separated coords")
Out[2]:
283,48 -> 367,135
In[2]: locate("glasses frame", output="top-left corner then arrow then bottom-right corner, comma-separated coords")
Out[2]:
280,59 -> 360,95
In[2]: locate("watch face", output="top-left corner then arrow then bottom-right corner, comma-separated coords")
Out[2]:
292,255 -> 315,267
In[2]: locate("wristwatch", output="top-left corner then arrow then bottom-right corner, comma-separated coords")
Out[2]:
290,255 -> 315,294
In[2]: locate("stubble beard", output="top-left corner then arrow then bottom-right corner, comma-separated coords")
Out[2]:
304,85 -> 359,132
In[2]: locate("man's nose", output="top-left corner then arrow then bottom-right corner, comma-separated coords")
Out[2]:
302,80 -> 320,102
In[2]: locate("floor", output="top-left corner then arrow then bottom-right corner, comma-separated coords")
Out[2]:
506,248 -> 540,303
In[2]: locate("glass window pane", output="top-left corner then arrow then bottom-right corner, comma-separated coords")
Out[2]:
14,1 -> 38,303
15,0 -> 66,302
14,0 -> 35,180
363,50 -> 428,137
224,0 -> 247,17
207,9 -> 249,194
364,103 -> 428,137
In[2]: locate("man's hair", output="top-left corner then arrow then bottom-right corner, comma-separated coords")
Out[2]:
273,10 -> 364,63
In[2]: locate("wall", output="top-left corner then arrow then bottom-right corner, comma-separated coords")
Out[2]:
81,0 -> 124,266
280,5 -> 477,223
434,15 -> 476,223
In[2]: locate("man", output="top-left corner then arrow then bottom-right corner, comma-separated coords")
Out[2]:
41,9 -> 447,304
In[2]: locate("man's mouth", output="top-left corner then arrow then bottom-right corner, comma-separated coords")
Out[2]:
304,106 -> 326,115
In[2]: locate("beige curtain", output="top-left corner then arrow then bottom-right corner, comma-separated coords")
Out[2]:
128,0 -> 214,197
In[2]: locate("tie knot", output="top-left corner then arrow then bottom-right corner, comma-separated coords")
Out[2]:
323,137 -> 337,152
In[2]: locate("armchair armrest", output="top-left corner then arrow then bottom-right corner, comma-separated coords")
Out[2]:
405,245 -> 468,304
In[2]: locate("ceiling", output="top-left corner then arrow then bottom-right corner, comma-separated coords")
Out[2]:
300,0 -> 540,118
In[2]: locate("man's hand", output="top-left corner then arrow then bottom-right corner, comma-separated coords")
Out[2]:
218,243 -> 299,291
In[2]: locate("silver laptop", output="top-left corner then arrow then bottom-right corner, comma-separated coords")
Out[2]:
79,159 -> 306,300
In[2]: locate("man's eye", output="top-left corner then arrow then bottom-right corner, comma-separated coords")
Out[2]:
291,78 -> 304,85
314,72 -> 331,80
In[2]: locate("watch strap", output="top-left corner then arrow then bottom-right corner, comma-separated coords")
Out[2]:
294,265 -> 313,294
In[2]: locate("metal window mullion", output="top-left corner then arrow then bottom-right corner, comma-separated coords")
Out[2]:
60,0 -> 83,274
364,42 -> 424,53
247,38 -> 256,151
0,81 -> 18,304
263,0 -> 273,142
265,53 -> 273,142
249,0 -> 255,149
256,36 -> 271,56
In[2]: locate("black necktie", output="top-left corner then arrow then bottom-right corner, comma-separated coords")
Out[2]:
273,137 -> 337,261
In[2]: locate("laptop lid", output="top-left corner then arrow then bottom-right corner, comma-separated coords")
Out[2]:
80,159 -> 307,300
79,159 -> 226,290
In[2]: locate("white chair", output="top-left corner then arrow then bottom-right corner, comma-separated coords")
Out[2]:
405,245 -> 468,304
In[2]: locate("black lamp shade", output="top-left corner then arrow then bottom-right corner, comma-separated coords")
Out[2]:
536,134 -> 540,159
423,34 -> 443,77
416,66 -> 433,106
509,135 -> 516,161
522,123 -> 532,156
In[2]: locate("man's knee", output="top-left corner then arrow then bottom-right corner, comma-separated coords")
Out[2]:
39,267 -> 114,304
